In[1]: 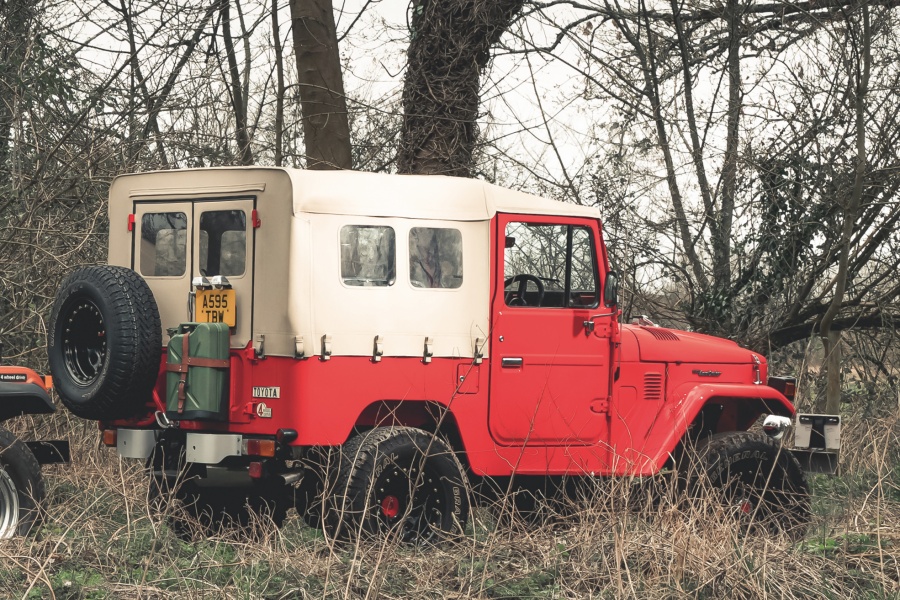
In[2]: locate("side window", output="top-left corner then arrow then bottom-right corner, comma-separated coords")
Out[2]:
569,227 -> 599,307
504,222 -> 598,308
199,210 -> 247,277
409,227 -> 463,289
140,212 -> 187,277
340,225 -> 396,286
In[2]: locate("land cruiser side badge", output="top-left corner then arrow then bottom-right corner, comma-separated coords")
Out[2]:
256,403 -> 273,418
252,387 -> 280,398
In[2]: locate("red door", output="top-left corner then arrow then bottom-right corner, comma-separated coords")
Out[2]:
488,215 -> 613,451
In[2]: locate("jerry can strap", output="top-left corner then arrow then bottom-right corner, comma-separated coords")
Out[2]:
164,332 -> 229,413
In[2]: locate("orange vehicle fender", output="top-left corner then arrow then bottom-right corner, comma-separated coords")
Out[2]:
0,366 -> 56,422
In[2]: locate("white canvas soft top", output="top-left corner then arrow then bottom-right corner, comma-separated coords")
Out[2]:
109,167 -> 601,359
285,168 -> 600,220
115,167 -> 600,221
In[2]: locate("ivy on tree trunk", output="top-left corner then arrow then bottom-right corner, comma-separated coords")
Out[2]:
398,0 -> 524,177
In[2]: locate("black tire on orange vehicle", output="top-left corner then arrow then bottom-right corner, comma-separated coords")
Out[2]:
0,427 -> 45,538
325,427 -> 469,544
48,265 -> 161,420
695,431 -> 810,538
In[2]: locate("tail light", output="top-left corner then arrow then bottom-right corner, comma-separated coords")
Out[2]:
244,438 -> 276,457
102,429 -> 117,447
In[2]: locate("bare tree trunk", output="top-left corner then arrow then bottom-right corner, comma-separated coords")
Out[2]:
120,0 -> 169,168
824,330 -> 842,413
670,0 -> 717,244
619,4 -> 710,290
289,0 -> 351,170
716,0 -> 742,286
820,5 -> 871,414
221,0 -> 254,165
272,0 -> 285,167
397,0 -> 524,177
0,0 -> 35,172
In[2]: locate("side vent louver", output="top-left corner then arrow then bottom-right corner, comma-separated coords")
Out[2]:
644,372 -> 663,401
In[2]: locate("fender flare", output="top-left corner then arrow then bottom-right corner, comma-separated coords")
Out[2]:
644,383 -> 794,474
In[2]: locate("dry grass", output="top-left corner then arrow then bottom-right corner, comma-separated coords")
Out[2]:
1,413 -> 898,599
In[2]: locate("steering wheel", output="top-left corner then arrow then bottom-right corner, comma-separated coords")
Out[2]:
504,274 -> 545,307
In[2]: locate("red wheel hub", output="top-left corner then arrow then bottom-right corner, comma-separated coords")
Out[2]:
381,495 -> 400,518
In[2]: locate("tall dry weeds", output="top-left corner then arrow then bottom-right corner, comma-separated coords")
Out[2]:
0,412 -> 898,599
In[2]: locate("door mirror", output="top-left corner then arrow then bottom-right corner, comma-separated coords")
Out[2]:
604,271 -> 619,307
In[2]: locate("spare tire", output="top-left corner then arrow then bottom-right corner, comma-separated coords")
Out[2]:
48,265 -> 162,420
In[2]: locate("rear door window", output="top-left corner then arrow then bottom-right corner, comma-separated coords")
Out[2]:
139,212 -> 187,277
199,210 -> 247,277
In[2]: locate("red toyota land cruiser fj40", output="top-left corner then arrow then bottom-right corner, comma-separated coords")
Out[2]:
47,167 -> 834,541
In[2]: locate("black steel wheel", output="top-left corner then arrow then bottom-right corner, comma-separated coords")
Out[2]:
327,427 -> 469,544
694,431 -> 810,538
0,427 -> 45,538
49,265 -> 161,420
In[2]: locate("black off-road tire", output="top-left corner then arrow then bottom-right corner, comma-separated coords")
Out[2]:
694,431 -> 810,538
48,265 -> 162,420
0,427 -> 45,538
326,427 -> 469,544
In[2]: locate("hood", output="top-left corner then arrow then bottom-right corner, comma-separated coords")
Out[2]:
623,324 -> 757,364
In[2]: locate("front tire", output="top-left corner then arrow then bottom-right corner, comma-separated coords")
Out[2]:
327,427 -> 469,544
48,265 -> 162,420
0,428 -> 45,538
695,431 -> 810,538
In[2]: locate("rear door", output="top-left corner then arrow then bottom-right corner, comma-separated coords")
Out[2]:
488,215 -> 612,452
133,199 -> 255,347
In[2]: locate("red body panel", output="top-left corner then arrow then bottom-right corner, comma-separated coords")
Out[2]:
110,210 -> 796,479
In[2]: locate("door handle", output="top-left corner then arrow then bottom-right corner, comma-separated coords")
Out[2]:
501,357 -> 523,368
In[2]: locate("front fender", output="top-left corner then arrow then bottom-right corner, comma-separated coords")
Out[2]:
0,367 -> 56,422
640,383 -> 794,475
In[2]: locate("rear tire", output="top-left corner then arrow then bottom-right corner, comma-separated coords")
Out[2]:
694,431 -> 810,538
326,427 -> 469,544
0,427 -> 45,538
48,265 -> 161,420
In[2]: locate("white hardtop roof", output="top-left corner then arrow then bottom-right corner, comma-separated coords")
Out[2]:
113,167 -> 600,222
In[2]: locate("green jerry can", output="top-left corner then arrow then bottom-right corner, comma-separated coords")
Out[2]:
166,322 -> 230,420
